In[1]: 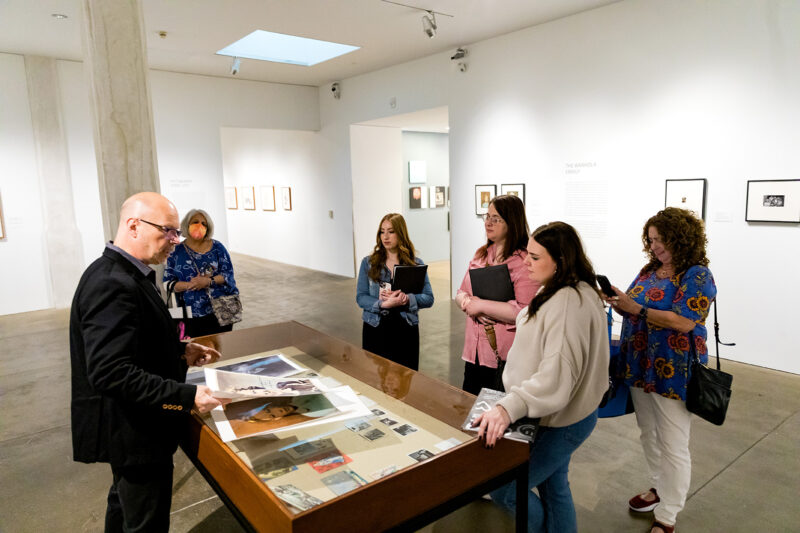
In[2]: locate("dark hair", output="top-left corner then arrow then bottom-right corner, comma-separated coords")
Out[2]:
475,195 -> 530,262
368,213 -> 417,282
641,207 -> 709,276
525,221 -> 601,321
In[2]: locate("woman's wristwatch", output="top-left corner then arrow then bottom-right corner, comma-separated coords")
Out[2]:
638,305 -> 648,321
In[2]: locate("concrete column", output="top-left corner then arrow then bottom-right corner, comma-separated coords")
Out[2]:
81,0 -> 160,241
24,56 -> 86,308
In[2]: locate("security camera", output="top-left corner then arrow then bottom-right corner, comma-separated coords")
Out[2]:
331,82 -> 341,99
450,47 -> 467,60
230,57 -> 241,76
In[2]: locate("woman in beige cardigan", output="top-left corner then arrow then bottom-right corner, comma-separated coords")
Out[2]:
474,221 -> 609,533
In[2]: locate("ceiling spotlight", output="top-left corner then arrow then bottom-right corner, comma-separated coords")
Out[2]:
422,11 -> 437,38
51,13 -> 68,20
230,57 -> 241,76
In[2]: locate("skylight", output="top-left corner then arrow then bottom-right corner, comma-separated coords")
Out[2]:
217,30 -> 360,67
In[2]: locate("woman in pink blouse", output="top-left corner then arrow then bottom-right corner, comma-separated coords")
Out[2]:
455,195 -> 540,395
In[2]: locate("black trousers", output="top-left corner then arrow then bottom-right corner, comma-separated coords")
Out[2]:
462,352 -> 503,395
105,463 -> 174,533
362,312 -> 420,371
183,313 -> 233,339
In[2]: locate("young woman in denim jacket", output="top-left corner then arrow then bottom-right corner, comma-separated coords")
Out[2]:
356,213 -> 434,370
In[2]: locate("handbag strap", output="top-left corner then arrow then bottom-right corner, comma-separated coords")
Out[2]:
712,299 -> 735,371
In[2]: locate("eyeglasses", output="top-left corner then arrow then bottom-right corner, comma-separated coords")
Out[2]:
483,214 -> 504,225
138,219 -> 181,239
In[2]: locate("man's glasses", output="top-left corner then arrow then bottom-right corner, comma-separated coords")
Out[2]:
483,214 -> 504,225
139,219 -> 181,239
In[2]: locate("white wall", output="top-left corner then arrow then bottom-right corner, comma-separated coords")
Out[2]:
401,131 -> 450,262
318,0 -> 800,374
0,56 -> 323,314
219,127 -> 353,275
0,53 -> 51,314
350,125 -> 403,263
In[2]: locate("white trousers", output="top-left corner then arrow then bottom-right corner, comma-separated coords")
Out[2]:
630,387 -> 692,526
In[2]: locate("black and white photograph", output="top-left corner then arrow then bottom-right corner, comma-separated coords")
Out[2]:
392,423 -> 417,436
361,428 -> 386,441
378,417 -> 397,426
345,419 -> 371,432
370,408 -> 385,416
409,449 -> 435,462
746,179 -> 800,222
270,484 -> 324,511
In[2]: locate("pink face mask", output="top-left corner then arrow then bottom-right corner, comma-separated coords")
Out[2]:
189,222 -> 207,240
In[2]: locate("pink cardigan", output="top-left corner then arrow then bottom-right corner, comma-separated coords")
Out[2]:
458,245 -> 540,368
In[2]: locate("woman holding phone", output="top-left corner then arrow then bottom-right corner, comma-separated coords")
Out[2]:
356,213 -> 434,370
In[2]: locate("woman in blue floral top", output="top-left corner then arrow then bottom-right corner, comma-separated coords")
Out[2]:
164,209 -> 240,338
604,207 -> 715,533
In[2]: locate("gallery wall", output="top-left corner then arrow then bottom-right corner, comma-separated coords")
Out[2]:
318,0 -> 800,374
0,55 -> 323,314
401,131 -> 450,263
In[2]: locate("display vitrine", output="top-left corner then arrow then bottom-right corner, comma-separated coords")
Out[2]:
182,321 -> 529,532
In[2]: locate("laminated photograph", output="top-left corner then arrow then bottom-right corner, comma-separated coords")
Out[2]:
462,388 -> 539,443
270,484 -> 324,511
214,353 -> 304,378
211,386 -> 371,442
204,367 -> 325,399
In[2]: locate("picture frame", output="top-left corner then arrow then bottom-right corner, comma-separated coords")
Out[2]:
225,187 -> 238,210
281,187 -> 292,211
665,179 -> 707,220
241,186 -> 256,210
474,185 -> 497,216
745,179 -> 800,223
408,160 -> 427,184
0,196 -> 5,239
261,186 -> 276,211
434,186 -> 446,208
501,183 -> 526,204
409,187 -> 422,209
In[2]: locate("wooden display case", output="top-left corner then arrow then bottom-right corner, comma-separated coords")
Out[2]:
182,322 -> 530,532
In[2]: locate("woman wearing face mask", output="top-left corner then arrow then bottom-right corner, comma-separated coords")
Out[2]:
163,209 -> 240,338
356,213 -> 434,371
474,221 -> 609,533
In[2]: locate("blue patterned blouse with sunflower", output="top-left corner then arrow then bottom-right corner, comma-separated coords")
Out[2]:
616,265 -> 716,401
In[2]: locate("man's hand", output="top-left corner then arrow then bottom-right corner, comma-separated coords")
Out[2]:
184,342 -> 220,367
193,385 -> 228,413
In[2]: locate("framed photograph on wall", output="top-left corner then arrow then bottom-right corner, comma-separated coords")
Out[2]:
474,185 -> 497,216
501,183 -> 526,204
665,179 -> 706,220
745,179 -> 800,223
241,186 -> 256,210
409,187 -> 422,209
281,187 -> 292,211
261,186 -> 276,211
225,187 -> 238,209
409,160 -> 427,183
434,186 -> 446,208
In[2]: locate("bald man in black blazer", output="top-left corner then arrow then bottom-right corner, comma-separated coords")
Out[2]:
70,192 -> 227,532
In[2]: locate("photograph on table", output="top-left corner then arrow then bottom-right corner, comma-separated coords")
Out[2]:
501,183 -> 526,204
261,186 -> 276,211
215,353 -> 303,378
665,178 -> 707,220
474,184 -> 497,216
281,187 -> 292,210
225,186 -> 238,209
745,179 -> 800,222
241,186 -> 256,210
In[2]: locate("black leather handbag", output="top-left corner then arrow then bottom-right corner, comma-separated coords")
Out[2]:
686,301 -> 734,426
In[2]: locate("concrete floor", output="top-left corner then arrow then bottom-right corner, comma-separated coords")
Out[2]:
1,252 -> 798,532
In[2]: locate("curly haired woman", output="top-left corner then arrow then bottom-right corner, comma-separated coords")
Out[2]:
604,207 -> 716,533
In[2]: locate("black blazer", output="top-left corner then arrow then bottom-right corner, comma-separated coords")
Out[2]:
70,248 -> 196,467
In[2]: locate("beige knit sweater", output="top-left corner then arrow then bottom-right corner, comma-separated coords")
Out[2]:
497,281 -> 609,428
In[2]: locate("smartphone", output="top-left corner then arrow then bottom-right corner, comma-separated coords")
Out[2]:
596,275 -> 616,298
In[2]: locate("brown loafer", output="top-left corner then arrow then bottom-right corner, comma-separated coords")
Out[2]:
650,520 -> 675,533
629,488 -> 660,512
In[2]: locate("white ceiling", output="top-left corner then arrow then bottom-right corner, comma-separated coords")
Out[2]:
0,0 -> 621,87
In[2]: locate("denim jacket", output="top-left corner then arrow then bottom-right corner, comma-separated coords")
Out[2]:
356,256 -> 434,327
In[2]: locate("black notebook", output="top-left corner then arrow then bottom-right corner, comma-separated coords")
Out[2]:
469,264 -> 515,302
392,264 -> 428,294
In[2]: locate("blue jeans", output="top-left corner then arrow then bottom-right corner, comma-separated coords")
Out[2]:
491,411 -> 598,533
